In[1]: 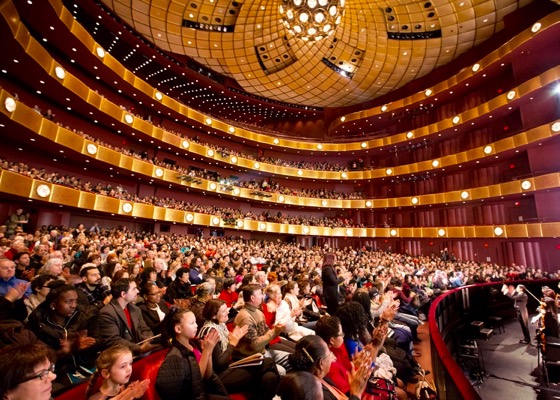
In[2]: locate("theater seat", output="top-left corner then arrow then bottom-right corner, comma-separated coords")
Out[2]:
230,393 -> 251,400
54,380 -> 89,400
130,349 -> 168,400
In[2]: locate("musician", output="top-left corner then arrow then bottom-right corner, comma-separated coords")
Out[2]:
541,286 -> 559,338
502,284 -> 531,344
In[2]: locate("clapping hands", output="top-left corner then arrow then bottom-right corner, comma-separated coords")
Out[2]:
112,379 -> 150,400
201,329 -> 220,352
228,325 -> 248,347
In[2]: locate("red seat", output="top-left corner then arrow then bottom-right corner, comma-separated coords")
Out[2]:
55,348 -> 251,400
129,349 -> 168,400
54,380 -> 89,400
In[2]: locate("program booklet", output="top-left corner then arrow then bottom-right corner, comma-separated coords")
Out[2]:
229,352 -> 264,368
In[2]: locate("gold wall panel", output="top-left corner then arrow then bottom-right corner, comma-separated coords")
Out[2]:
152,206 -> 168,221
40,119 -> 59,142
152,127 -> 166,143
485,184 -> 503,198
527,223 -> 545,238
50,186 -> 80,206
94,196 -> 121,214
96,146 -> 121,165
500,181 -> 523,195
10,103 -> 42,134
0,171 -> 33,197
445,226 -> 465,237
62,74 -> 91,101
463,226 -> 476,238
535,174 -> 560,189
119,155 -> 134,171
471,186 -> 491,199
542,223 -> 560,237
131,159 -> 154,176
56,129 -> 84,153
78,192 -> 97,210
87,90 -> 103,110
474,226 -> 494,238
399,228 -> 416,237
505,224 -> 529,237
131,203 -> 155,219
164,209 -> 184,223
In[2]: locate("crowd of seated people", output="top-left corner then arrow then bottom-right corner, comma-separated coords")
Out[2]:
0,219 -> 554,399
0,158 -> 364,228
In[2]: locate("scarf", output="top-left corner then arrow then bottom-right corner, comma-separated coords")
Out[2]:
199,320 -> 230,352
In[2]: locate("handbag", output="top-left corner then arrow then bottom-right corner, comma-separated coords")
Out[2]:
362,376 -> 397,400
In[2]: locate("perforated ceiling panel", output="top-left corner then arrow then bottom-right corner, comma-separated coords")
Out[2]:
101,0 -> 531,107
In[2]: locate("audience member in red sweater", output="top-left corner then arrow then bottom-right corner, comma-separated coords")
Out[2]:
218,278 -> 239,307
314,315 -> 353,394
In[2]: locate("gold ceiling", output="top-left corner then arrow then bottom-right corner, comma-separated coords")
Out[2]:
101,0 -> 530,108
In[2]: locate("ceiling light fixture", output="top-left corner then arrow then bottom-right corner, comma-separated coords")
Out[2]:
280,0 -> 345,42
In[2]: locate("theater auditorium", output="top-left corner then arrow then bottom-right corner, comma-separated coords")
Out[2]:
0,0 -> 559,399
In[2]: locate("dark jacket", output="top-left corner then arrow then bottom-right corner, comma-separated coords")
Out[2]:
156,340 -> 227,400
98,299 -> 153,355
26,302 -> 100,373
165,279 -> 192,303
137,299 -> 171,335
322,265 -> 343,314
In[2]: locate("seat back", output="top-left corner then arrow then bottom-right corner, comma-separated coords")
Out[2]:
545,337 -> 560,361
54,380 -> 89,400
130,349 -> 168,400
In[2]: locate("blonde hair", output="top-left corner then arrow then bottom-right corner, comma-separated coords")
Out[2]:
85,345 -> 132,398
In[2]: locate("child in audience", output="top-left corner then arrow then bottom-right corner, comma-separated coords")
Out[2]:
85,345 -> 149,400
156,308 -> 228,400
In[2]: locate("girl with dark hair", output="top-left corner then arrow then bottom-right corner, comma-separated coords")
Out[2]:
156,308 -> 228,400
26,284 -> 99,384
288,335 -> 372,400
198,299 -> 280,399
336,301 -> 370,356
0,343 -> 56,400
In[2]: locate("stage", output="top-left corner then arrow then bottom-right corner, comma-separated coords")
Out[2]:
465,317 -> 560,400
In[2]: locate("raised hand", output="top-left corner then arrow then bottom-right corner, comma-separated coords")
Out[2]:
112,379 -> 150,400
349,349 -> 375,398
273,323 -> 286,334
4,282 -> 28,302
201,328 -> 220,352
229,325 -> 248,347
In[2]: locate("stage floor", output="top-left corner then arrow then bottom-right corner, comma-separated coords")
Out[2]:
466,317 -> 560,400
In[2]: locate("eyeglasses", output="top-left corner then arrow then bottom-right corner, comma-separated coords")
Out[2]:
21,363 -> 55,383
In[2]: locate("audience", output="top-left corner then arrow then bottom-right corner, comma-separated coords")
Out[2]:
0,217 -> 553,398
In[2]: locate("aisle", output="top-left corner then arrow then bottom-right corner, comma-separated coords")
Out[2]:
405,320 -> 434,399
